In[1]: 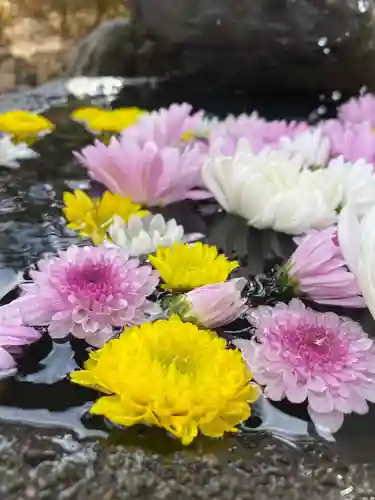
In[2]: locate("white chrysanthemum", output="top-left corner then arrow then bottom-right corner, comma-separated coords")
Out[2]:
278,128 -> 330,168
107,214 -> 186,256
202,139 -> 338,235
0,135 -> 38,169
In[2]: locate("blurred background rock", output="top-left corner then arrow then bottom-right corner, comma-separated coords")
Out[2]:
0,0 -> 127,92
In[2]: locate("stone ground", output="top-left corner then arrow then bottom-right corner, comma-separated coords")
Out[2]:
0,425 -> 374,500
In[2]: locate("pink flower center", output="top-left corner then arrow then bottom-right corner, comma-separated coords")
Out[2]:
278,322 -> 348,372
64,261 -> 118,302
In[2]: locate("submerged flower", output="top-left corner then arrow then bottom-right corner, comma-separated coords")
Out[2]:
70,315 -> 258,445
283,227 -> 364,307
322,120 -> 375,164
15,245 -> 159,347
0,111 -> 53,140
75,136 -> 209,206
338,205 -> 375,322
278,128 -> 330,168
235,299 -> 375,434
0,324 -> 41,378
203,139 -> 337,234
0,135 -> 38,168
209,112 -> 307,155
71,107 -> 145,134
107,213 -> 185,256
122,103 -> 204,147
167,278 -> 248,328
149,242 -> 238,291
63,190 -> 149,245
338,93 -> 375,127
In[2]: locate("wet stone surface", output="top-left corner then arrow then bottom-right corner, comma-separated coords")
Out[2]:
0,79 -> 374,499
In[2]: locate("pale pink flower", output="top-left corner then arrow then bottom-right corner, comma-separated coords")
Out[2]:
338,93 -> 375,127
13,245 -> 160,347
322,119 -> 375,164
169,278 -> 248,328
286,227 -> 365,307
75,136 -> 210,206
209,112 -> 307,155
0,323 -> 40,378
235,299 -> 375,434
122,103 -> 204,147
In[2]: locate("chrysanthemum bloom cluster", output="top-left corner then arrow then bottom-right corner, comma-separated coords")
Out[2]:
203,139 -> 375,234
149,242 -> 238,291
0,111 -> 54,141
167,278 -> 248,328
13,245 -> 159,347
75,136 -> 209,206
278,128 -> 330,169
235,299 -> 375,434
122,103 -> 204,148
63,190 -> 149,245
108,213 -> 185,256
209,112 -> 307,155
282,227 -> 365,307
71,107 -> 145,134
71,315 -> 259,445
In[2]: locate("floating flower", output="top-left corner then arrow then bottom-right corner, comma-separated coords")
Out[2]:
322,120 -> 375,164
70,315 -> 258,445
166,278 -> 248,328
278,128 -> 330,168
235,299 -> 375,434
203,139 -> 337,234
148,242 -> 238,291
0,324 -> 41,378
75,136 -> 209,206
122,103 -> 204,147
338,204 -> 375,321
0,111 -> 53,140
209,112 -> 307,155
338,93 -> 375,127
71,107 -> 145,134
107,213 -> 185,256
282,227 -> 364,307
63,190 -> 149,245
14,245 -> 159,347
0,135 -> 38,168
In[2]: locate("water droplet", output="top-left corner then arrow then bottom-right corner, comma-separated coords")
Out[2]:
216,18 -> 222,26
358,0 -> 368,13
317,106 -> 327,116
318,37 -> 328,47
323,47 -> 331,55
332,91 -> 342,101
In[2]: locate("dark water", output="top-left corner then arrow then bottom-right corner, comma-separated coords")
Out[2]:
0,79 -> 373,461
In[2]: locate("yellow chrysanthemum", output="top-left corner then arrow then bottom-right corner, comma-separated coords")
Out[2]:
0,110 -> 54,140
70,315 -> 258,445
148,242 -> 239,291
63,189 -> 149,245
71,107 -> 145,134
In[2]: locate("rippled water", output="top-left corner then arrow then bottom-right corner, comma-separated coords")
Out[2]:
0,78 -> 373,461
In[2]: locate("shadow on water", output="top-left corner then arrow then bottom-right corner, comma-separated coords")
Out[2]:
0,78 -> 373,462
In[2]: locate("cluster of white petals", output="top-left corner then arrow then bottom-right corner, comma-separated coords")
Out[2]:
203,139 -> 375,235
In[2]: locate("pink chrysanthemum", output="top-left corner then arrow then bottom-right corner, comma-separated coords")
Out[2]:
235,299 -> 375,434
338,93 -> 375,127
321,119 -> 375,164
14,245 -> 160,347
286,227 -> 365,307
75,136 -> 210,206
209,112 -> 307,155
0,323 -> 40,378
122,103 -> 204,147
